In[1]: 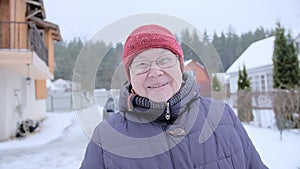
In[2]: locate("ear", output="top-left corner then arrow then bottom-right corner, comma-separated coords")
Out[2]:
128,84 -> 135,94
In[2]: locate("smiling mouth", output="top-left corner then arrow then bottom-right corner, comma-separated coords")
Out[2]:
148,82 -> 168,89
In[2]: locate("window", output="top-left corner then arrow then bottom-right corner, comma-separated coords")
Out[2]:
254,75 -> 260,91
261,75 -> 266,92
250,76 -> 254,89
267,73 -> 273,91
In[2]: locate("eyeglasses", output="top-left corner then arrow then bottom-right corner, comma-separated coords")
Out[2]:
130,54 -> 178,75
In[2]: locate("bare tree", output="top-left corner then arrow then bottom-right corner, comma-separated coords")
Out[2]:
237,89 -> 253,123
272,87 -> 300,139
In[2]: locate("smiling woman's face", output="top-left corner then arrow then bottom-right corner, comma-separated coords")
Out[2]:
129,48 -> 183,102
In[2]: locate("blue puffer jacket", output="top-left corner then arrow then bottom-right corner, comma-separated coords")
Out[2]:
80,74 -> 268,169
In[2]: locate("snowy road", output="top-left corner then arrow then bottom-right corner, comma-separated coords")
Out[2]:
0,113 -> 90,169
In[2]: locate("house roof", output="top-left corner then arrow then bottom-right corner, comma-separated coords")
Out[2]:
29,16 -> 62,41
184,59 -> 193,66
184,59 -> 205,68
53,79 -> 71,85
226,36 -> 275,74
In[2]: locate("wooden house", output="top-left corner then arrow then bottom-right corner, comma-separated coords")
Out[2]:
0,0 -> 61,140
184,59 -> 211,96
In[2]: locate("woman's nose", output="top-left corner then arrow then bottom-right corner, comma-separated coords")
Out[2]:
148,65 -> 163,77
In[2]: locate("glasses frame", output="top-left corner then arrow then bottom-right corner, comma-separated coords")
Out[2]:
129,54 -> 179,75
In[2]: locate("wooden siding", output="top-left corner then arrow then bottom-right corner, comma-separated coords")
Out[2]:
46,29 -> 55,75
0,0 -> 10,48
35,79 -> 47,99
184,60 -> 211,96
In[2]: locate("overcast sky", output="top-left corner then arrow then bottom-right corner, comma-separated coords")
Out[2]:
44,0 -> 300,42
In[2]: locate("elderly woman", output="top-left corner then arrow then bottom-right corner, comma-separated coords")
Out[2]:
80,24 -> 268,169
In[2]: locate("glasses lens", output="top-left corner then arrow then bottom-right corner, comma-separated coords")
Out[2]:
130,61 -> 150,74
157,55 -> 177,68
130,55 -> 178,75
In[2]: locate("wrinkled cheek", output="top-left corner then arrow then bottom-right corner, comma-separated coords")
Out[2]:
133,84 -> 146,98
131,76 -> 147,97
172,80 -> 181,93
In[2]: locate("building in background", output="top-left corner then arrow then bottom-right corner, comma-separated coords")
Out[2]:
226,37 -> 275,94
184,59 -> 211,96
0,0 -> 61,140
296,34 -> 300,61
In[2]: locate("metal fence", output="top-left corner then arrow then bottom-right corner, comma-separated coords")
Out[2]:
47,90 -> 276,128
46,90 -> 120,112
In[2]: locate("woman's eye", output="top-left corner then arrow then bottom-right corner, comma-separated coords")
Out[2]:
159,58 -> 172,65
135,62 -> 148,69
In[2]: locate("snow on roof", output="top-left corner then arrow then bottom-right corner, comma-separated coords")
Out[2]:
46,79 -> 55,88
53,78 -> 71,85
184,59 -> 193,66
226,36 -> 275,74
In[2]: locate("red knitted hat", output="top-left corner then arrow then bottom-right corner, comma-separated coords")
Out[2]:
123,24 -> 184,80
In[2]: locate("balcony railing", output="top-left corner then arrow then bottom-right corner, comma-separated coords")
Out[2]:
0,21 -> 48,65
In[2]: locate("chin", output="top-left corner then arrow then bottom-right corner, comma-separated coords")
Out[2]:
148,93 -> 172,102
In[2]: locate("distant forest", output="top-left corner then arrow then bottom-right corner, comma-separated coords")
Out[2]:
54,26 -> 274,89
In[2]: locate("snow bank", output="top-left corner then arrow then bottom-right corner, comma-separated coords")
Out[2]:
0,112 -> 73,151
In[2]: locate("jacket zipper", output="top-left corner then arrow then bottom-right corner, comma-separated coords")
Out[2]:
162,124 -> 176,169
165,102 -> 171,120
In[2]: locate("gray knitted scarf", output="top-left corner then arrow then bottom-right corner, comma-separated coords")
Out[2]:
131,73 -> 193,110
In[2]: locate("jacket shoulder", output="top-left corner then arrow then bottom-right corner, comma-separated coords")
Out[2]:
198,96 -> 237,126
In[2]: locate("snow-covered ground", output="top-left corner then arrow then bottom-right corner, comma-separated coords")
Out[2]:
0,111 -> 89,169
0,108 -> 300,169
244,125 -> 300,169
0,113 -> 73,151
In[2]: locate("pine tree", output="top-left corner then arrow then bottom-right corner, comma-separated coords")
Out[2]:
238,65 -> 251,90
181,29 -> 198,63
272,22 -> 300,130
54,38 -> 83,81
286,34 -> 300,86
272,22 -> 300,89
212,74 -> 221,91
237,65 -> 253,122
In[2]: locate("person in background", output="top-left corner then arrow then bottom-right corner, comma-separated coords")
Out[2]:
102,97 -> 115,119
80,24 -> 268,169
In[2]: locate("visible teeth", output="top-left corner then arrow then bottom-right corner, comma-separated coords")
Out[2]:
149,83 -> 167,88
